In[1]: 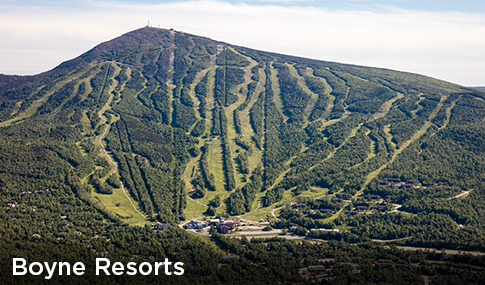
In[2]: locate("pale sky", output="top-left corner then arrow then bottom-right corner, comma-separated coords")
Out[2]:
1,0 -> 484,86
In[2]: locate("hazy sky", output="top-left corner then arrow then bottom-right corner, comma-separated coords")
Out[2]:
1,0 -> 484,86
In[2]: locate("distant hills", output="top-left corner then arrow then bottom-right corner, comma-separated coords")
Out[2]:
2,27 -> 485,283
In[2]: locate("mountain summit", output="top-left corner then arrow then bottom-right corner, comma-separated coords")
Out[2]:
2,27 -> 485,283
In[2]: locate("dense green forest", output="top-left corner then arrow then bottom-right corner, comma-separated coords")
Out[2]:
2,27 -> 485,283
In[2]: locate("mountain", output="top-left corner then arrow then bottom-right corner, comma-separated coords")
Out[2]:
2,27 -> 485,283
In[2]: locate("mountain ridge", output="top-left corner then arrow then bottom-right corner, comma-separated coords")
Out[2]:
2,26 -> 485,283
0,27 -> 469,92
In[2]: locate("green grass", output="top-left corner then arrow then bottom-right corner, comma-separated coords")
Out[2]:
439,95 -> 461,130
189,138 -> 234,206
181,60 -> 412,222
358,95 -> 449,196
309,69 -> 336,119
181,152 -> 202,192
286,64 -> 318,122
0,66 -> 93,127
93,188 -> 149,226
321,210 -> 343,224
83,64 -> 150,227
206,138 -> 225,192
236,79 -> 264,173
249,192 -> 265,211
269,65 -> 288,122
309,123 -> 362,171
241,207 -> 273,222
181,48 -> 454,225
298,187 -> 328,199
373,92 -> 404,120
224,108 -> 243,188
320,114 -> 349,128
273,186 -> 328,209
383,124 -> 397,151
185,198 -> 208,220
410,96 -> 425,116
349,129 -> 375,170
188,59 -> 265,207
183,53 -> 267,216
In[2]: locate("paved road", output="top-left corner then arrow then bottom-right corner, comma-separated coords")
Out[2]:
235,229 -> 283,235
396,246 -> 485,256
447,191 -> 470,200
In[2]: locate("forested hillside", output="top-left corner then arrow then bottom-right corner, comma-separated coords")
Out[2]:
2,27 -> 485,283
